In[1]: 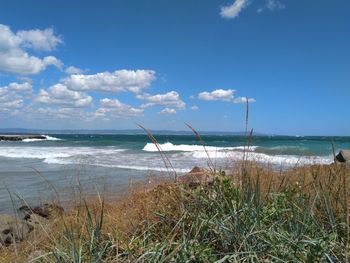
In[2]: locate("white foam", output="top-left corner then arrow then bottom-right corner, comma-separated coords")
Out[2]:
22,135 -> 62,142
44,135 -> 62,141
105,164 -> 189,173
142,142 -> 257,152
0,146 -> 126,164
190,150 -> 332,166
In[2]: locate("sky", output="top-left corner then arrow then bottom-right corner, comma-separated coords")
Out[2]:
0,0 -> 349,135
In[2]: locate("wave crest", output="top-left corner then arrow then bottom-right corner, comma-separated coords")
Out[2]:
142,142 -> 256,152
22,135 -> 62,142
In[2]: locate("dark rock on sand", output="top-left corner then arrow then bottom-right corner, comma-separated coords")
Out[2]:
0,203 -> 64,247
0,215 -> 31,247
336,150 -> 350,163
179,166 -> 214,187
19,203 -> 64,219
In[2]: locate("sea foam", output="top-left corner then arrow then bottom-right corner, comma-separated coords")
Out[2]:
22,135 -> 62,142
142,142 -> 257,152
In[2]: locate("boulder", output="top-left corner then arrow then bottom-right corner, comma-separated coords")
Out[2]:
336,150 -> 350,163
179,166 -> 214,187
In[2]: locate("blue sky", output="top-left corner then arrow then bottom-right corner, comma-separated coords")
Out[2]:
0,0 -> 349,135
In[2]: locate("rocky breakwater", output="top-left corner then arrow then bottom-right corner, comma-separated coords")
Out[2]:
0,134 -> 46,141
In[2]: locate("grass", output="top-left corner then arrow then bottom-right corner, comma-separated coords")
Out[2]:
1,161 -> 349,262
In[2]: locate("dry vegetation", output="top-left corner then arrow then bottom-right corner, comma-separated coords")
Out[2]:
0,161 -> 349,262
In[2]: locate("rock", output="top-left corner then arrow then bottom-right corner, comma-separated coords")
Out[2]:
0,215 -> 31,246
25,213 -> 50,232
19,203 -> 64,220
0,203 -> 64,247
0,134 -> 46,141
179,166 -> 214,187
336,150 -> 350,163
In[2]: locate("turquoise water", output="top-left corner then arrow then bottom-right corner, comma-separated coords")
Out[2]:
0,134 -> 349,213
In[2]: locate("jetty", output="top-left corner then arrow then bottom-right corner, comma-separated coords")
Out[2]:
0,135 -> 46,141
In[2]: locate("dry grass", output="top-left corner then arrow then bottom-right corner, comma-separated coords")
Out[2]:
1,161 -> 349,262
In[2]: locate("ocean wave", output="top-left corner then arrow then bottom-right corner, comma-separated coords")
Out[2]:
188,151 -> 332,166
0,143 -> 333,171
22,135 -> 62,142
254,145 -> 312,156
142,142 -> 257,152
0,146 -> 126,164
102,164 -> 189,173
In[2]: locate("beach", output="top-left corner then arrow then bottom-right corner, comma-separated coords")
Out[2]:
0,133 -> 349,213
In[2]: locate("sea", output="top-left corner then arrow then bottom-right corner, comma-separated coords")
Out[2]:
0,134 -> 349,213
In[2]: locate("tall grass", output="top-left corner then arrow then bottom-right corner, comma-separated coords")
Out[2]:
1,162 -> 349,262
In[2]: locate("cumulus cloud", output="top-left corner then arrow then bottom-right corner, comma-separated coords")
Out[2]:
7,82 -> 32,92
35,83 -> 92,107
0,24 -> 63,75
136,91 -> 186,109
17,28 -> 62,51
0,82 -> 31,112
198,89 -> 235,101
65,66 -> 84,75
190,105 -> 199,111
198,89 -> 256,104
96,98 -> 144,118
0,99 -> 23,110
158,108 -> 177,115
63,69 -> 156,93
220,0 -> 249,19
0,82 -> 33,93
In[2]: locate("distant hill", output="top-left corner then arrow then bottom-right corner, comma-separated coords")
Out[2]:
0,128 -> 267,136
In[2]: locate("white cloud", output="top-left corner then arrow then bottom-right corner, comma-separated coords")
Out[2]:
0,24 -> 63,75
17,28 -> 62,51
158,108 -> 177,115
233,96 -> 256,103
137,91 -> 186,109
198,89 -> 235,101
198,89 -> 256,104
0,82 -> 30,111
63,69 -> 156,93
35,83 -> 92,107
220,0 -> 249,19
96,98 -> 144,117
0,99 -> 23,110
190,105 -> 199,111
7,82 -> 32,92
65,66 -> 84,75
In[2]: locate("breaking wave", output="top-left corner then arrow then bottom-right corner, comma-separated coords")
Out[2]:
22,135 -> 62,142
142,142 -> 257,152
